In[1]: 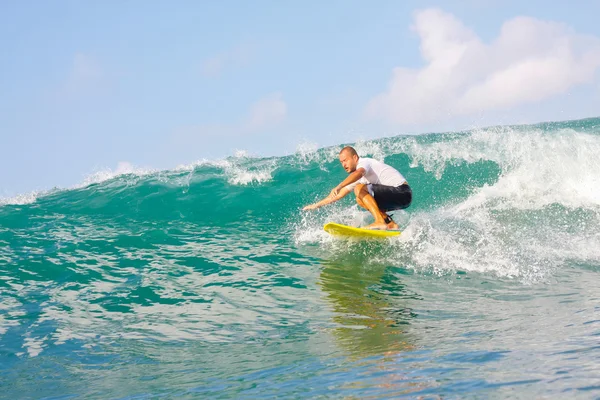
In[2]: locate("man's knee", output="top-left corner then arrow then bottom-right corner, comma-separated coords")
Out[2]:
354,183 -> 366,196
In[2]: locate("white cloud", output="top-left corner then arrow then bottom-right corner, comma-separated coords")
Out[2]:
366,8 -> 600,125
245,92 -> 287,130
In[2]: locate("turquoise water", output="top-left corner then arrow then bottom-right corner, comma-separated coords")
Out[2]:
2,118 -> 600,398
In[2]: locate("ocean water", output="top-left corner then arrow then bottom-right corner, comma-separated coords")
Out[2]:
1,117 -> 600,399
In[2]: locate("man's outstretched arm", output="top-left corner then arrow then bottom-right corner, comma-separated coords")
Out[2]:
302,187 -> 351,210
331,169 -> 364,196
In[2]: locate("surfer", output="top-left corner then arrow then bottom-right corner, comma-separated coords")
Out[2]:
302,146 -> 412,230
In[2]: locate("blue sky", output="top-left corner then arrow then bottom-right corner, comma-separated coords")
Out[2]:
1,0 -> 599,196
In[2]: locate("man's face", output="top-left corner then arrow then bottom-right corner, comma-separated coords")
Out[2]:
339,151 -> 358,173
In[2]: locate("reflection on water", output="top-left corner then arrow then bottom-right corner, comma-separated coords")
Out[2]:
315,250 -> 438,397
318,251 -> 419,359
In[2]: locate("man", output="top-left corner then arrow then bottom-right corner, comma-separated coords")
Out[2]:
303,146 -> 412,230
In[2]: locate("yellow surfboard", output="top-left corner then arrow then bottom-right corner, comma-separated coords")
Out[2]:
323,222 -> 401,238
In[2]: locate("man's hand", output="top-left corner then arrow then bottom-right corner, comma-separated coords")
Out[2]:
302,204 -> 319,211
303,186 -> 347,211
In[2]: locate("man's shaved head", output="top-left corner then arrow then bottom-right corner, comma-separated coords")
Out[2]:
339,146 -> 359,173
340,146 -> 358,157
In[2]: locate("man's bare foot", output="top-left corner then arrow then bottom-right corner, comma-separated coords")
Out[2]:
387,221 -> 399,230
363,222 -> 388,230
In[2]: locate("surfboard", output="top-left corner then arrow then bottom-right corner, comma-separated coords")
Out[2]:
323,222 -> 401,238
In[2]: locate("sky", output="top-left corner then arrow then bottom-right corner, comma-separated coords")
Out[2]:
1,0 -> 600,196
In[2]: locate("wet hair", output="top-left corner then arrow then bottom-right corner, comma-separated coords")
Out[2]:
340,146 -> 358,157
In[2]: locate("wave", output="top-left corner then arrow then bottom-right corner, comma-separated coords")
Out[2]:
2,118 -> 600,282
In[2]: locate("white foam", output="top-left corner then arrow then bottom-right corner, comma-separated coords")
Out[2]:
352,139 -> 386,162
456,128 -> 599,210
293,202 -> 374,246
391,211 -> 527,278
176,151 -> 276,186
233,149 -> 250,158
384,190 -> 600,281
79,161 -> 157,188
286,142 -> 340,175
294,141 -> 320,164
0,191 -> 41,206
223,161 -> 275,185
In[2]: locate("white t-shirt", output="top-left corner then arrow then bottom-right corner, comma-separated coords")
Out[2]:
344,157 -> 406,191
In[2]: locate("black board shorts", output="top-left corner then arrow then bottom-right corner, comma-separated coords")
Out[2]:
369,183 -> 412,212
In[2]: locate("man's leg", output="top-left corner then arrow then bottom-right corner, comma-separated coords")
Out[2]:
354,184 -> 388,229
354,185 -> 400,230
